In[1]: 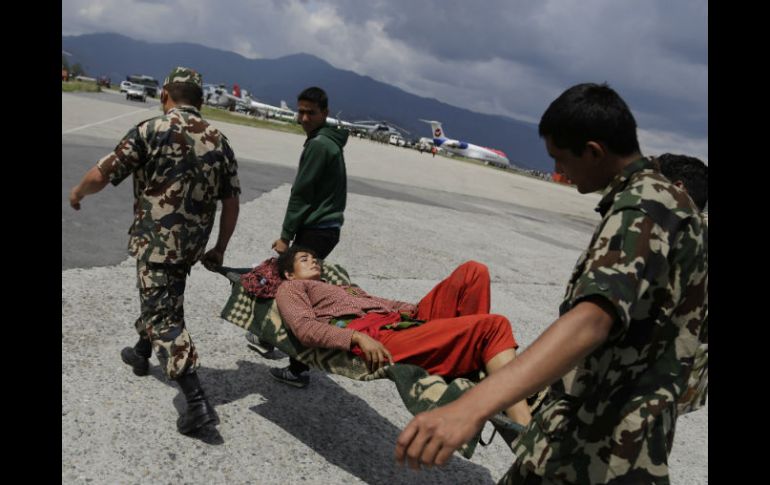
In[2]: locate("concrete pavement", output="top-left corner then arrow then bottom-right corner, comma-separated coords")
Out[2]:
61,92 -> 707,484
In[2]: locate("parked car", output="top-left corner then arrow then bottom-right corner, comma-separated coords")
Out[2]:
127,75 -> 160,97
119,80 -> 133,93
125,84 -> 147,102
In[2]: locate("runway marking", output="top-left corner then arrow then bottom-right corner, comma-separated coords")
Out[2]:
62,108 -> 154,134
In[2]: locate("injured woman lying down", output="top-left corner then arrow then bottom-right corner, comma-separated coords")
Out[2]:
272,245 -> 532,427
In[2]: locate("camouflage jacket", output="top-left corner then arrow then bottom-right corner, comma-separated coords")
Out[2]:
676,211 -> 708,416
511,157 -> 708,484
96,106 -> 241,264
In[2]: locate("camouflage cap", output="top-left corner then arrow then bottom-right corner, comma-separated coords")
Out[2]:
163,67 -> 202,88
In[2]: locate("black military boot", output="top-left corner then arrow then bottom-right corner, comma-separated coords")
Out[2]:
120,338 -> 152,376
176,372 -> 220,435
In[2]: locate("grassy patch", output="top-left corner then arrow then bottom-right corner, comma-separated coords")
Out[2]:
61,81 -> 101,93
201,106 -> 304,135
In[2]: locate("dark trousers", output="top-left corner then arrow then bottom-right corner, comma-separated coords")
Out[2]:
289,226 -> 341,374
293,227 -> 340,260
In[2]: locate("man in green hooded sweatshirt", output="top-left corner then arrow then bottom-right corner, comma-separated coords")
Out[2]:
272,86 -> 348,260
250,86 -> 349,387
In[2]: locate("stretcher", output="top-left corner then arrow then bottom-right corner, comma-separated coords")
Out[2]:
215,261 -> 531,458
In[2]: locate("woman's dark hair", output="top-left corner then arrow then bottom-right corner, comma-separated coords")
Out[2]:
277,245 -> 319,279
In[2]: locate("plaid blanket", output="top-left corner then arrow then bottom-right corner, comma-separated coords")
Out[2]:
219,262 -> 510,458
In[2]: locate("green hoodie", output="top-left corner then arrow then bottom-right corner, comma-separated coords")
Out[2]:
281,126 -> 349,241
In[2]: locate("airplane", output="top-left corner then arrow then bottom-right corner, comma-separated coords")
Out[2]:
420,120 -> 511,168
325,112 -> 380,132
237,88 -> 296,121
348,120 -> 408,137
203,84 -> 236,110
208,85 -> 370,129
204,83 -> 407,139
204,83 -> 295,120
244,97 -> 296,121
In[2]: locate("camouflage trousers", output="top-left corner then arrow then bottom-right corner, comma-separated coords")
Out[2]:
500,395 -> 676,485
135,260 -> 199,380
498,460 -> 585,485
498,463 -> 672,485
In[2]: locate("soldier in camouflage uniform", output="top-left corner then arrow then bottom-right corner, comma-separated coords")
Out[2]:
395,83 -> 707,485
657,153 -> 708,225
656,153 -> 708,416
69,66 -> 241,435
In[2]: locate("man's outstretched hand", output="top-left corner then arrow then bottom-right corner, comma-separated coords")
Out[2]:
395,401 -> 484,470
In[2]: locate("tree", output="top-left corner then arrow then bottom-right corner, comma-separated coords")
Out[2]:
70,63 -> 85,77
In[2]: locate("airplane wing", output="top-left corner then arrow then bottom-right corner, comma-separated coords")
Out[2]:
254,99 -> 296,120
226,94 -> 296,120
442,140 -> 463,148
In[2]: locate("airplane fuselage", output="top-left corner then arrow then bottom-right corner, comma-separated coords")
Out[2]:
433,137 -> 510,167
246,99 -> 296,120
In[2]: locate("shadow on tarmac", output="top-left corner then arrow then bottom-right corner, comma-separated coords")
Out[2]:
146,358 -> 496,484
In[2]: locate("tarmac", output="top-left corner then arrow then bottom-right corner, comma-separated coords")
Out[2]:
61,91 -> 707,484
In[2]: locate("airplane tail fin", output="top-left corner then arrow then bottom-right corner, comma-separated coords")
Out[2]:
420,119 -> 445,139
432,121 -> 444,139
280,100 -> 289,111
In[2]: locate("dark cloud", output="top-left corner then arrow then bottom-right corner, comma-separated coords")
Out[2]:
324,0 -> 708,136
330,0 -> 545,63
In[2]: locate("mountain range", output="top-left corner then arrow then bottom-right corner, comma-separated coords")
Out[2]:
62,33 -> 552,171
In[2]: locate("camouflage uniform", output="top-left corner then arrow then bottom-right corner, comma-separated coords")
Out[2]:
676,211 -> 708,416
96,67 -> 241,379
503,158 -> 708,485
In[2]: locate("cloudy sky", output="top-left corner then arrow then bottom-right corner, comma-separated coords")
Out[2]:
63,0 -> 708,162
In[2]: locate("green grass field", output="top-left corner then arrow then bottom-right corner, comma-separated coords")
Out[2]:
61,81 -> 102,93
201,106 -> 304,135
